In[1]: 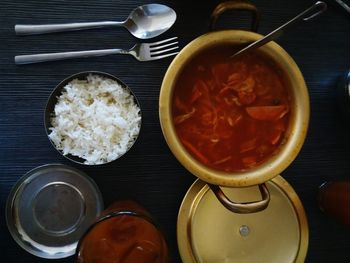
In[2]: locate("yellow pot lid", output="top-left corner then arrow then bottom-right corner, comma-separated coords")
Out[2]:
177,176 -> 308,263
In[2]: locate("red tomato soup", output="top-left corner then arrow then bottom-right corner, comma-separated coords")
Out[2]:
172,46 -> 290,172
77,201 -> 168,263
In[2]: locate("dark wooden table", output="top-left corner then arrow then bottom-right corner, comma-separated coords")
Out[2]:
1,0 -> 350,262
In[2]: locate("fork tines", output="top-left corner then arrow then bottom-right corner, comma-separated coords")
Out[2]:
149,37 -> 179,59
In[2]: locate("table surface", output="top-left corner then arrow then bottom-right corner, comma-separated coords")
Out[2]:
1,0 -> 350,262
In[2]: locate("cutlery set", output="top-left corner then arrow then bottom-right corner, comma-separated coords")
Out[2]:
15,4 -> 179,64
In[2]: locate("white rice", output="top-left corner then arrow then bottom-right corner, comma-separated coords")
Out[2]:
48,74 -> 141,165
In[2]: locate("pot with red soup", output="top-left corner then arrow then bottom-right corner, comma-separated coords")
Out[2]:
159,3 -> 309,214
172,48 -> 289,172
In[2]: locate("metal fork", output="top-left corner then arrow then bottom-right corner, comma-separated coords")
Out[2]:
15,37 -> 179,64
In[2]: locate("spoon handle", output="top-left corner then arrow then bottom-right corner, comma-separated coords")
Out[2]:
231,1 -> 327,58
15,21 -> 124,35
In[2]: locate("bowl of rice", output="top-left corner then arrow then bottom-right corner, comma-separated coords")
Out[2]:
45,71 -> 142,165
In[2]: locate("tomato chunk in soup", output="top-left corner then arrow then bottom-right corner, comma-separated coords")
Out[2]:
172,46 -> 290,172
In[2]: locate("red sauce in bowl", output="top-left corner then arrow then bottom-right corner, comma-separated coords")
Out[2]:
76,201 -> 168,263
172,46 -> 290,172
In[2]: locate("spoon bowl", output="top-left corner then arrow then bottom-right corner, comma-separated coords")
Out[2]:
125,4 -> 177,39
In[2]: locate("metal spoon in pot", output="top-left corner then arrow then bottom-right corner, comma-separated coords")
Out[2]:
231,1 -> 327,58
15,4 -> 177,39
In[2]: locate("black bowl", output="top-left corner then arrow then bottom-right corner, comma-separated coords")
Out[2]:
45,71 -> 142,165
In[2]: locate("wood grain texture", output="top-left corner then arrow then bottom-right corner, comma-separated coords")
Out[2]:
1,0 -> 350,262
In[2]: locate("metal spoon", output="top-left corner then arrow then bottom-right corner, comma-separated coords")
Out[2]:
231,1 -> 327,58
15,4 -> 177,39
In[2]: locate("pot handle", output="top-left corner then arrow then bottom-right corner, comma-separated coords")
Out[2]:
210,0 -> 261,32
208,183 -> 270,213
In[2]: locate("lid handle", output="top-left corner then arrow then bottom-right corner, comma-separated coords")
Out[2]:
209,0 -> 261,32
208,183 -> 270,213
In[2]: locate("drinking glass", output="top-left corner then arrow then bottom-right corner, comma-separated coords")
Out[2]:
76,200 -> 169,263
318,181 -> 350,226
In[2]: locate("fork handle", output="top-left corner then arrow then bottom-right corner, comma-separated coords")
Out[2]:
15,48 -> 128,64
15,21 -> 124,35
